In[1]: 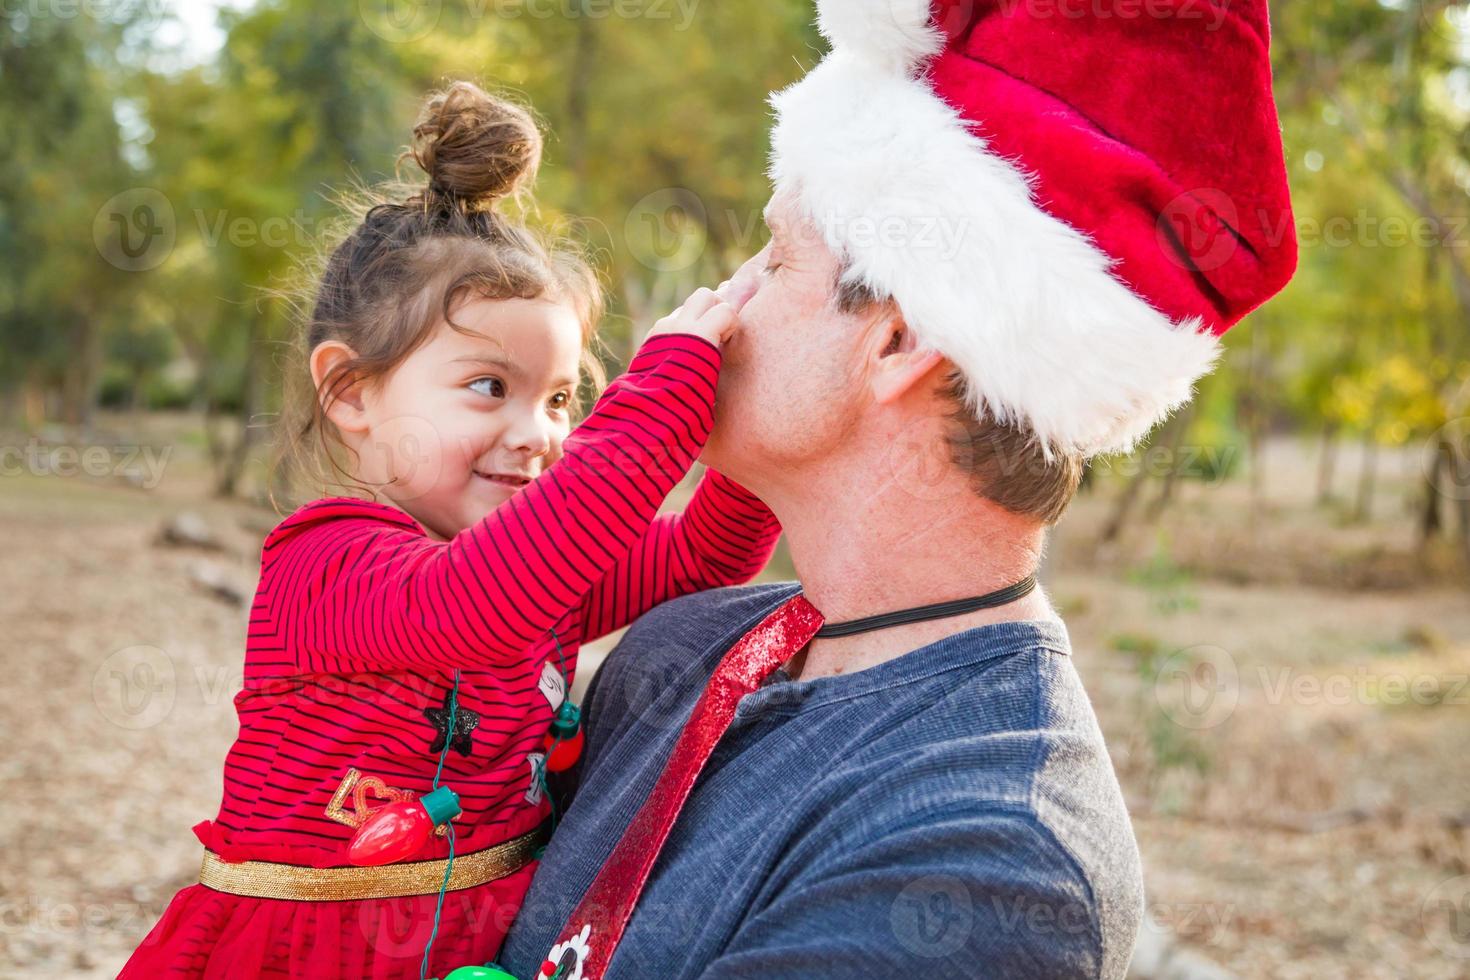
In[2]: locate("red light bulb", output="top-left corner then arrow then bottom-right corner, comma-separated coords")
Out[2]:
347,786 -> 461,866
542,727 -> 584,772
542,701 -> 583,773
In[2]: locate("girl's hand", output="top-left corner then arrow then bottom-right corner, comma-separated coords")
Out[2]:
646,277 -> 756,348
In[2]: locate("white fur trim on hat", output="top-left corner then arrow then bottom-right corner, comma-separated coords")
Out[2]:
768,49 -> 1221,458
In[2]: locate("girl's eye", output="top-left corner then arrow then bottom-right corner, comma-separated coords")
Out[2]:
469,377 -> 506,399
548,392 -> 571,411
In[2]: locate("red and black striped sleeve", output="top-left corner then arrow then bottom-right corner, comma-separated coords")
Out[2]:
578,468 -> 782,642
266,332 -> 726,673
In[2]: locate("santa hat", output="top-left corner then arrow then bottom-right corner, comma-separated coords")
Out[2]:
768,0 -> 1298,457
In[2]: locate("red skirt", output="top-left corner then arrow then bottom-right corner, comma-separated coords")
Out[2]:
118,863 -> 538,979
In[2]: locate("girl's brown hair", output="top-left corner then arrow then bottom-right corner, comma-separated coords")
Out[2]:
273,81 -> 605,509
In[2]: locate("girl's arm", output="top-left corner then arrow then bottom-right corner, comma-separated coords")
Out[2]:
269,332 -> 724,674
579,469 -> 781,642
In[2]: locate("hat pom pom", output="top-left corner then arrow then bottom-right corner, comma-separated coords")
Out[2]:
815,0 -> 945,72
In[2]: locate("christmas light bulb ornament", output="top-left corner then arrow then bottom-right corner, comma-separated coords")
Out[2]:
442,966 -> 518,980
347,786 -> 461,866
542,701 -> 583,772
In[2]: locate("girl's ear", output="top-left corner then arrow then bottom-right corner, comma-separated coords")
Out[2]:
310,341 -> 371,434
868,312 -> 946,406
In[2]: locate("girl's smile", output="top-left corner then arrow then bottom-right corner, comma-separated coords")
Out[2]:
474,470 -> 535,489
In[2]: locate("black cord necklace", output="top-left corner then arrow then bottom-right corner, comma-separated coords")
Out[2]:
811,574 -> 1038,639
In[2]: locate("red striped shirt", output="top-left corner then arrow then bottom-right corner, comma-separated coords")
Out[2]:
195,333 -> 781,867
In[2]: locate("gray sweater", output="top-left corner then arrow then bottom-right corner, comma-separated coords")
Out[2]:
500,582 -> 1144,979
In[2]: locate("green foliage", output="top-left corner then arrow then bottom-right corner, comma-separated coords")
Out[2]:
1,0 -> 1467,479
1109,632 -> 1162,659
1127,537 -> 1200,615
1129,640 -> 1214,813
0,7 -> 139,394
1264,0 -> 1470,447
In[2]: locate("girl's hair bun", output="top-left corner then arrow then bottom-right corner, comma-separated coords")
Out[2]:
409,81 -> 542,210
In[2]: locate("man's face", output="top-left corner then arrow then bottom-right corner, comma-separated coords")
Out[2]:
701,193 -> 870,487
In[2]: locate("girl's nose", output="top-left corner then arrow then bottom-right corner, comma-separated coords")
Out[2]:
503,410 -> 553,457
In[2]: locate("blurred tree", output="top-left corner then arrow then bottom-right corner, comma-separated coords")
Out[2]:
1269,0 -> 1469,546
137,0 -> 410,494
0,6 -> 141,432
2,0 -> 1465,572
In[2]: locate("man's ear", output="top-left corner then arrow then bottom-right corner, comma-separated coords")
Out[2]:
309,340 -> 371,434
868,313 -> 946,406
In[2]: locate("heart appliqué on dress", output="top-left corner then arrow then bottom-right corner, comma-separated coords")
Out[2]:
324,767 -> 416,829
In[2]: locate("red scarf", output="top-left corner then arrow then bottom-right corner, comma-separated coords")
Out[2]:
533,595 -> 824,980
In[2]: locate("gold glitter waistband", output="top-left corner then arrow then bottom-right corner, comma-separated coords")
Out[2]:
198,822 -> 549,902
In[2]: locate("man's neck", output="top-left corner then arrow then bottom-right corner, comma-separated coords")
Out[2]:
759,450 -> 1053,682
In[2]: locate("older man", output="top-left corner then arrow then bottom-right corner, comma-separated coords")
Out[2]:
501,0 -> 1296,977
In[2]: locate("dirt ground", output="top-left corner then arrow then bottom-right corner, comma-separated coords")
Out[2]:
2,414 -> 1467,978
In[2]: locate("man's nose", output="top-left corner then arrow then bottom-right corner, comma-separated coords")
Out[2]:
720,267 -> 760,313
720,250 -> 767,309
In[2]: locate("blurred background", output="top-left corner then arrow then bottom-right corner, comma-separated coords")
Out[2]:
1,1 -> 1468,977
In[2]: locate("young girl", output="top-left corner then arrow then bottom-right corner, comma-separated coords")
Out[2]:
120,82 -> 780,978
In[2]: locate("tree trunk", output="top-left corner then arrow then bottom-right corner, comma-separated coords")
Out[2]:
1458,493 -> 1470,572
621,274 -> 651,362
174,327 -> 212,416
564,1 -> 598,209
1101,409 -> 1190,544
1448,421 -> 1470,570
128,366 -> 147,417
1100,460 -> 1150,545
1354,432 -> 1378,523
1243,321 -> 1270,527
1147,401 -> 1198,521
23,372 -> 46,430
1419,438 -> 1444,549
213,310 -> 267,498
0,386 -> 15,430
1316,422 -> 1339,505
60,314 -> 102,436
201,377 -> 226,474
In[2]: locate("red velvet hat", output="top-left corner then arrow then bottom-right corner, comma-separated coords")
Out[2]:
769,0 -> 1298,456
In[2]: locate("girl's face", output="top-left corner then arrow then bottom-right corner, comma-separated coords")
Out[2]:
325,295 -> 585,540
